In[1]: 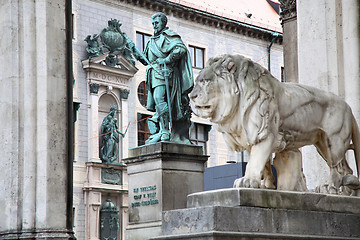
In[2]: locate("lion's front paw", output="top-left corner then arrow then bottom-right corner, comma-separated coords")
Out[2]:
233,177 -> 260,188
315,184 -> 338,194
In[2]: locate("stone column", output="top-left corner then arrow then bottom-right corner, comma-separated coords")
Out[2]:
296,0 -> 360,189
297,0 -> 345,94
0,0 -> 73,239
84,191 -> 102,240
120,89 -> 130,159
342,0 -> 360,118
124,142 -> 208,240
89,83 -> 101,162
279,0 -> 298,83
120,194 -> 129,240
296,0 -> 333,190
83,163 -> 102,240
342,0 -> 360,175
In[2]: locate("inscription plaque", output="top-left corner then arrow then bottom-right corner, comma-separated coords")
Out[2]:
101,168 -> 122,185
131,185 -> 159,207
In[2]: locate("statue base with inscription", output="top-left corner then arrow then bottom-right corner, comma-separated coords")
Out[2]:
151,188 -> 360,240
124,142 -> 208,240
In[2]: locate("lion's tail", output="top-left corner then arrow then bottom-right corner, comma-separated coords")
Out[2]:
351,115 -> 360,179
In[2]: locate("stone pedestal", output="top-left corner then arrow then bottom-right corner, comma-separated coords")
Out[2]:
124,142 -> 208,240
153,188 -> 360,240
83,162 -> 128,240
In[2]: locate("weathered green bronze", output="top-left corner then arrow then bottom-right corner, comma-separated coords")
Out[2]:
129,12 -> 194,144
100,105 -> 128,164
100,19 -> 134,66
89,83 -> 100,94
100,199 -> 119,240
100,19 -> 125,53
84,34 -> 104,59
119,89 -> 130,100
84,19 -> 135,66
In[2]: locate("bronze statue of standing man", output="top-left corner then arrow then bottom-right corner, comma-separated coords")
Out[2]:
130,12 -> 194,144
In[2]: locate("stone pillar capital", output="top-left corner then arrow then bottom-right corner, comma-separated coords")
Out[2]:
279,0 -> 297,23
120,88 -> 130,100
90,83 -> 100,94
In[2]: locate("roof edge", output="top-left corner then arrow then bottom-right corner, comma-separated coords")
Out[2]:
98,0 -> 283,44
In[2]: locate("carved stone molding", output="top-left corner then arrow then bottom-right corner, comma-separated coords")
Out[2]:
83,162 -> 128,193
82,53 -> 138,91
279,0 -> 297,22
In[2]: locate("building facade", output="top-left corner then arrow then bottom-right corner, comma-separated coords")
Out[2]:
71,0 -> 283,239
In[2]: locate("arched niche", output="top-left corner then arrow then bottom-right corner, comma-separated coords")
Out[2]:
98,93 -> 123,162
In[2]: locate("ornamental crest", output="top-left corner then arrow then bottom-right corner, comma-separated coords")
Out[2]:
84,19 -> 135,67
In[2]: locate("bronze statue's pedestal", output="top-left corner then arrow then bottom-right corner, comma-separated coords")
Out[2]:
124,142 -> 208,240
152,188 -> 360,240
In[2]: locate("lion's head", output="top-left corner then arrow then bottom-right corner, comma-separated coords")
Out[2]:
190,54 -> 277,146
190,55 -> 239,123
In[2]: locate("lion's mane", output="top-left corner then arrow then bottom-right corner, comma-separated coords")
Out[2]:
204,54 -> 285,151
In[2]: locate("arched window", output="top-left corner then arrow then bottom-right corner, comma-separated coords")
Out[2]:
137,81 -> 147,108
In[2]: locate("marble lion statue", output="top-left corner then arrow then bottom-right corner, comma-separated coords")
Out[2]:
190,54 -> 360,195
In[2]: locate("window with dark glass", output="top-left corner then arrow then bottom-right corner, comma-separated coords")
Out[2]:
188,45 -> 205,69
138,113 -> 151,146
73,207 -> 76,227
72,13 -> 75,39
73,102 -> 80,161
190,123 -> 210,153
137,81 -> 147,108
281,66 -> 285,82
136,32 -> 151,52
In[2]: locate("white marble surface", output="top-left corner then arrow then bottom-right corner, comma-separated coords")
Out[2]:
297,0 -> 360,190
0,0 -> 71,238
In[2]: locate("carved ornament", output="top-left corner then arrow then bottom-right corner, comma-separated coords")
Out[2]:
279,0 -> 297,21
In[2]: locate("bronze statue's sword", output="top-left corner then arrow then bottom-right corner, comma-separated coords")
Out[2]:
161,63 -> 173,130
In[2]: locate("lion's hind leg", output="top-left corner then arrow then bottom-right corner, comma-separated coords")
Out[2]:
314,132 -> 353,194
261,161 -> 276,189
273,149 -> 308,192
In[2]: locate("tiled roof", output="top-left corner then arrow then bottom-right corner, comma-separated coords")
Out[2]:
168,0 -> 282,33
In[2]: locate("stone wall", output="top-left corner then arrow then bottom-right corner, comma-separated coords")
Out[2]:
297,0 -> 360,190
